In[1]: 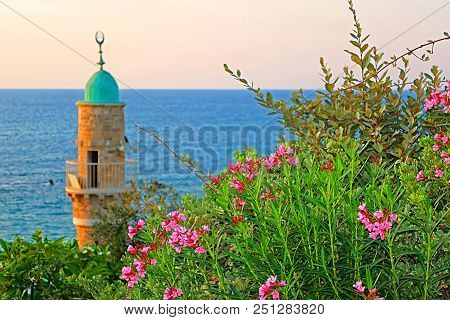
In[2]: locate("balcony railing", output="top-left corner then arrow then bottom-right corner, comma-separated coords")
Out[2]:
65,159 -> 137,193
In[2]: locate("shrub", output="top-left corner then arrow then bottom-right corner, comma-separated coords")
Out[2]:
224,0 -> 449,163
0,230 -> 120,299
118,141 -> 449,300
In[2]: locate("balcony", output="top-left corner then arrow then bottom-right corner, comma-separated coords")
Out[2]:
65,159 -> 137,195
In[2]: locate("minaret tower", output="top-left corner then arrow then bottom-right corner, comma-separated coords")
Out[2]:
66,32 -> 130,248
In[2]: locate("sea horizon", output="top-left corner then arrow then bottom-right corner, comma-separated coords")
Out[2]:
0,89 -> 305,239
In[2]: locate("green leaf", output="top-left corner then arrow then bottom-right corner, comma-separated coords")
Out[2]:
351,55 -> 362,66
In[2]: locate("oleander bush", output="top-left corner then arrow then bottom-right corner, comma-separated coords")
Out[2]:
118,137 -> 448,300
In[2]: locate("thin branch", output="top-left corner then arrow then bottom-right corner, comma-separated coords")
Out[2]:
135,125 -> 217,193
226,36 -> 450,101
338,36 -> 450,93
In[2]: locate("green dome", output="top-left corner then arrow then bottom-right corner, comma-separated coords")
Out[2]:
84,70 -> 120,104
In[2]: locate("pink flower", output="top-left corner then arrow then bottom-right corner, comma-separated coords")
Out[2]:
128,226 -> 137,240
164,287 -> 183,300
127,219 -> 146,240
357,205 -> 397,240
276,145 -> 292,156
210,176 -> 221,185
121,266 -> 139,288
264,154 -> 282,170
150,259 -> 157,265
271,290 -> 280,300
228,161 -> 243,174
286,156 -> 299,165
358,203 -> 367,213
258,276 -> 286,300
195,246 -> 206,254
233,197 -> 246,210
127,245 -> 138,255
441,151 -> 450,164
416,170 -> 426,182
433,144 -> 441,151
161,211 -> 186,232
374,211 -> 383,218
230,177 -> 245,193
133,259 -> 146,277
353,281 -> 365,294
353,281 -> 383,300
168,210 -> 186,222
434,133 -> 443,141
232,216 -> 243,225
368,288 -> 378,296
424,99 -> 434,111
320,161 -> 335,172
442,136 -> 449,144
435,168 -> 444,178
260,189 -> 275,201
202,225 -> 210,232
136,219 -> 145,229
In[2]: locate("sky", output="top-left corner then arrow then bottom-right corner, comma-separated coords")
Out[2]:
0,0 -> 449,89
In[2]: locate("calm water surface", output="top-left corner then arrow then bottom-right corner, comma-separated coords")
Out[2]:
0,89 -> 309,239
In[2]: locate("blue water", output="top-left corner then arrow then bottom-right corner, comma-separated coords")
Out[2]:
0,89 -> 305,239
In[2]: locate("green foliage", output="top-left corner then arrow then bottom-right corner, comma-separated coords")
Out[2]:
0,230 -> 120,299
90,181 -> 179,259
224,0 -> 448,163
122,142 -> 449,299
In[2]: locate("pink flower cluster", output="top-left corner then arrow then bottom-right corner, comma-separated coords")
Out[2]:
210,175 -> 222,185
164,287 -> 183,300
121,265 -> 140,288
210,145 -> 299,227
416,170 -> 426,182
229,177 -> 245,194
353,281 -> 383,300
320,161 -> 335,172
433,132 -> 450,165
258,276 -> 286,300
228,157 -> 260,181
121,255 -> 157,288
357,203 -> 397,240
233,197 -> 245,210
260,188 -> 275,201
122,212 -> 210,288
128,219 -> 145,240
264,145 -> 299,170
416,131 -> 449,183
162,210 -> 186,232
232,215 -> 244,225
423,83 -> 450,113
163,211 -> 209,254
122,219 -> 161,287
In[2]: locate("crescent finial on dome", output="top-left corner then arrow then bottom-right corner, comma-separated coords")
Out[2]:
95,31 -> 105,70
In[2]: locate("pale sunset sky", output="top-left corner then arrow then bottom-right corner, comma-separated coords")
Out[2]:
0,0 -> 449,89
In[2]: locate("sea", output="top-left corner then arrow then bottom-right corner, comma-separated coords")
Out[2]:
0,89 -> 315,239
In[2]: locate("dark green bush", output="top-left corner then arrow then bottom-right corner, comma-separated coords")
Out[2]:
224,0 -> 448,163
0,230 -> 120,299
